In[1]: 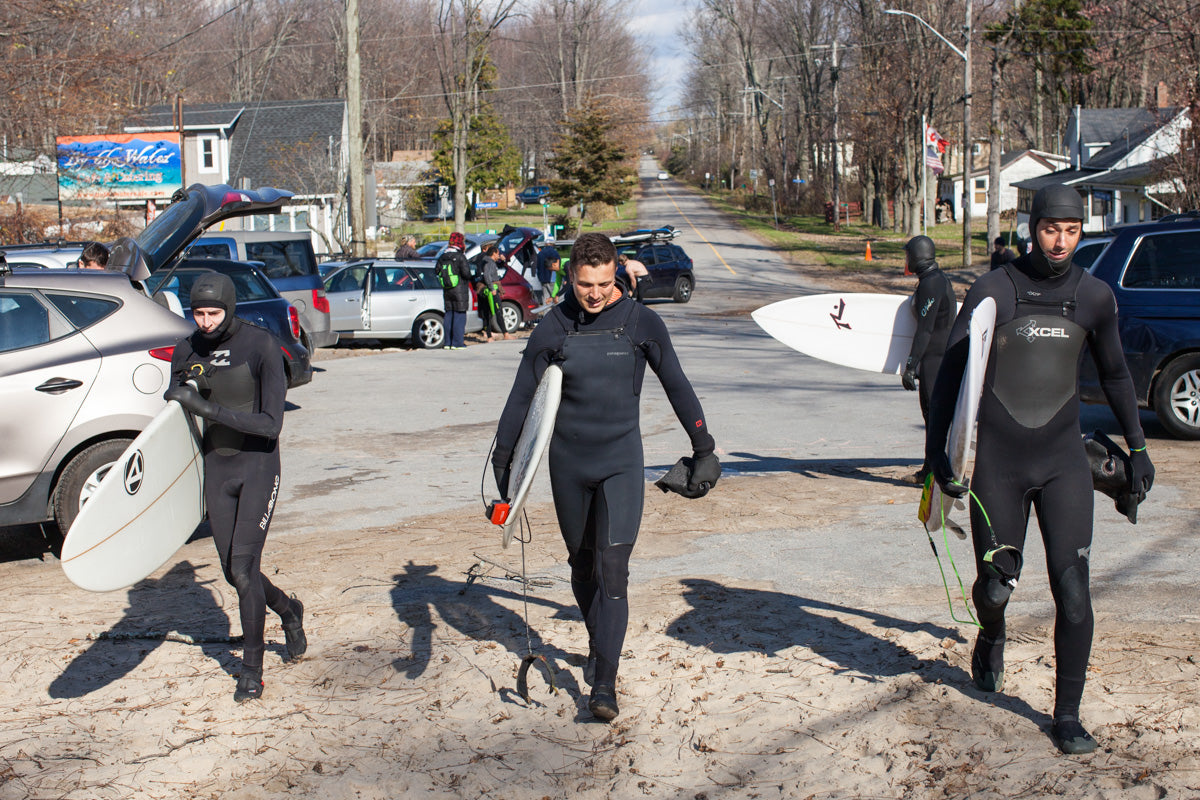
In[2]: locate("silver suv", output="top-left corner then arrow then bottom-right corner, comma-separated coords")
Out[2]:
0,268 -> 193,532
0,243 -> 85,270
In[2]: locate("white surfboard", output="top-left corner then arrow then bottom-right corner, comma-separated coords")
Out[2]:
752,293 -> 961,374
61,400 -> 206,592
920,297 -> 997,531
500,364 -> 562,548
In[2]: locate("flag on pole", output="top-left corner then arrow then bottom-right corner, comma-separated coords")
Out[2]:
925,125 -> 947,175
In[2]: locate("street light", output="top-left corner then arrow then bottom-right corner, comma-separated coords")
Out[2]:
884,6 -> 973,269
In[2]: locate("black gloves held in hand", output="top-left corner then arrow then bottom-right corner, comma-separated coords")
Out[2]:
901,358 -> 918,392
656,453 -> 721,499
164,384 -> 219,421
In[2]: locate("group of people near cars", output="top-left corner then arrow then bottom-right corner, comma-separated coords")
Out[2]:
154,183 -> 1152,756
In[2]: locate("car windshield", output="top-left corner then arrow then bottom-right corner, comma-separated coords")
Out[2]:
135,193 -> 205,268
417,241 -> 447,257
146,268 -> 275,306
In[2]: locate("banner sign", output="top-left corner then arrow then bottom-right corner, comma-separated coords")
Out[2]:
56,133 -> 183,201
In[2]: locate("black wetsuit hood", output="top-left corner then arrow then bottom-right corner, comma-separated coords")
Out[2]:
1028,184 -> 1085,279
905,235 -> 939,276
191,272 -> 241,346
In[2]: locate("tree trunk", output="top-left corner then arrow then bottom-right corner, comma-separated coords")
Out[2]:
987,47 -> 1003,247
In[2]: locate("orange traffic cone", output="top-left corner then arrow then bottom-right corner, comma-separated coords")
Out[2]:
864,242 -> 873,261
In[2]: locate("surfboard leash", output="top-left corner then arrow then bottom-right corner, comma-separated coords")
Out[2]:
920,475 -> 982,630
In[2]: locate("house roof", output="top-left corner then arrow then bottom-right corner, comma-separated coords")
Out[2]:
1012,158 -> 1183,194
1012,168 -> 1094,191
1077,107 -> 1181,146
961,149 -> 1069,179
375,160 -> 436,186
125,100 -> 346,193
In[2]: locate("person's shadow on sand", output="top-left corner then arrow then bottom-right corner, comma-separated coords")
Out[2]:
389,561 -> 584,703
667,578 -> 1045,727
49,560 -> 240,699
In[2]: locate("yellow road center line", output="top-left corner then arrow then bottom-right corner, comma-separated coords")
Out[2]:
662,187 -> 737,276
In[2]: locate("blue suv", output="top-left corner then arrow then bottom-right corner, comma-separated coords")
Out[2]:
1079,219 -> 1200,439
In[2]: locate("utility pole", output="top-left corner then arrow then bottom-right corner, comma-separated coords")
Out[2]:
961,1 -> 973,269
346,0 -> 367,257
832,41 -> 841,232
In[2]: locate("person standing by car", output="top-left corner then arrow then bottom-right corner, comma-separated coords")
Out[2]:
393,235 -> 420,260
618,253 -> 649,299
925,184 -> 1154,755
492,233 -> 720,722
901,235 -> 956,482
78,242 -> 110,270
163,272 -> 307,703
436,232 -> 471,350
473,244 -> 512,342
534,245 -> 561,304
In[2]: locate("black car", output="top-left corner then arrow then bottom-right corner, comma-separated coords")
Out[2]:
1079,219 -> 1200,439
613,227 -> 695,303
146,260 -> 313,388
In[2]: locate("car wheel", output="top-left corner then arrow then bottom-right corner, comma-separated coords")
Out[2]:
672,275 -> 693,303
499,301 -> 522,334
413,312 -> 446,349
52,438 -> 134,535
1153,354 -> 1200,440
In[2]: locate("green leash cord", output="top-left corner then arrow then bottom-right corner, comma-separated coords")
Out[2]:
921,476 -> 983,629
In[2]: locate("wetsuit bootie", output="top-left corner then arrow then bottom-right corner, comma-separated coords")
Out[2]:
588,684 -> 619,722
971,632 -> 1005,692
234,667 -> 265,703
1051,715 -> 1098,755
281,596 -> 307,661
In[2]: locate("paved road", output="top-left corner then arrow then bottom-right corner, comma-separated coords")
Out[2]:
265,155 -> 1196,625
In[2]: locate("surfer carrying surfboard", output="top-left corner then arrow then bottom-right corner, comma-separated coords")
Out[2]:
901,235 -> 957,482
924,184 -> 1154,755
493,233 -> 720,722
164,273 -> 307,703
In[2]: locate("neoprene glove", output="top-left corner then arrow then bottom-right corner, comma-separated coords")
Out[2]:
683,453 -> 722,498
901,358 -> 918,392
164,384 -> 219,421
931,451 -> 968,498
1129,448 -> 1155,496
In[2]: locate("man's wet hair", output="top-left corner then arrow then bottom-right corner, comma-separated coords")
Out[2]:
570,232 -> 617,269
81,241 -> 110,267
483,243 -> 499,257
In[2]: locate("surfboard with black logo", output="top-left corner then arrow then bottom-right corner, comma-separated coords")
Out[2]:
61,399 -> 206,592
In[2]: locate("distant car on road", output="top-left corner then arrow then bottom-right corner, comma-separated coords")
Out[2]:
145,261 -> 312,388
516,185 -> 551,205
656,171 -> 669,180
1079,219 -> 1200,439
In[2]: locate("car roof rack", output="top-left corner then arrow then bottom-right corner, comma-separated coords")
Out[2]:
611,226 -> 680,244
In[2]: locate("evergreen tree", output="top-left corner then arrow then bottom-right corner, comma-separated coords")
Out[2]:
547,99 -> 634,221
432,104 -> 521,218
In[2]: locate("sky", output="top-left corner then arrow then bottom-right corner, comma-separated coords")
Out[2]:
629,0 -> 691,121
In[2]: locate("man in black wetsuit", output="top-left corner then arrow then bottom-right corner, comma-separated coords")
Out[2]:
165,273 -> 307,703
493,233 -> 720,722
925,184 -> 1154,754
901,235 -> 957,482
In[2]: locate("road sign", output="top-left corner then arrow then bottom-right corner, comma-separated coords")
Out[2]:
475,201 -> 499,209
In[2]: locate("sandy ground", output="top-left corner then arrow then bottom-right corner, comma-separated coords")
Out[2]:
2,259 -> 1198,799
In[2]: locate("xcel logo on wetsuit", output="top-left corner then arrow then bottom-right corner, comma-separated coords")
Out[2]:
1015,319 -> 1070,344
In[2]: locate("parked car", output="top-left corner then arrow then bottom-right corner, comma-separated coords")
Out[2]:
1079,219 -> 1200,439
1,183 -> 302,533
145,261 -> 312,388
417,239 -> 539,332
186,230 -> 336,351
0,267 -> 193,532
1073,235 -> 1115,272
416,234 -> 495,260
322,260 -> 484,348
612,227 -> 695,303
0,243 -> 86,270
516,185 -> 551,205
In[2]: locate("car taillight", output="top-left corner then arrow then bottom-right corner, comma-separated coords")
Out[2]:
312,288 -> 330,314
149,346 -> 175,361
288,306 -> 301,341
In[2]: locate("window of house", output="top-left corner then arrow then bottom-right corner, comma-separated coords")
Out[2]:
198,136 -> 217,172
974,178 -> 986,205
